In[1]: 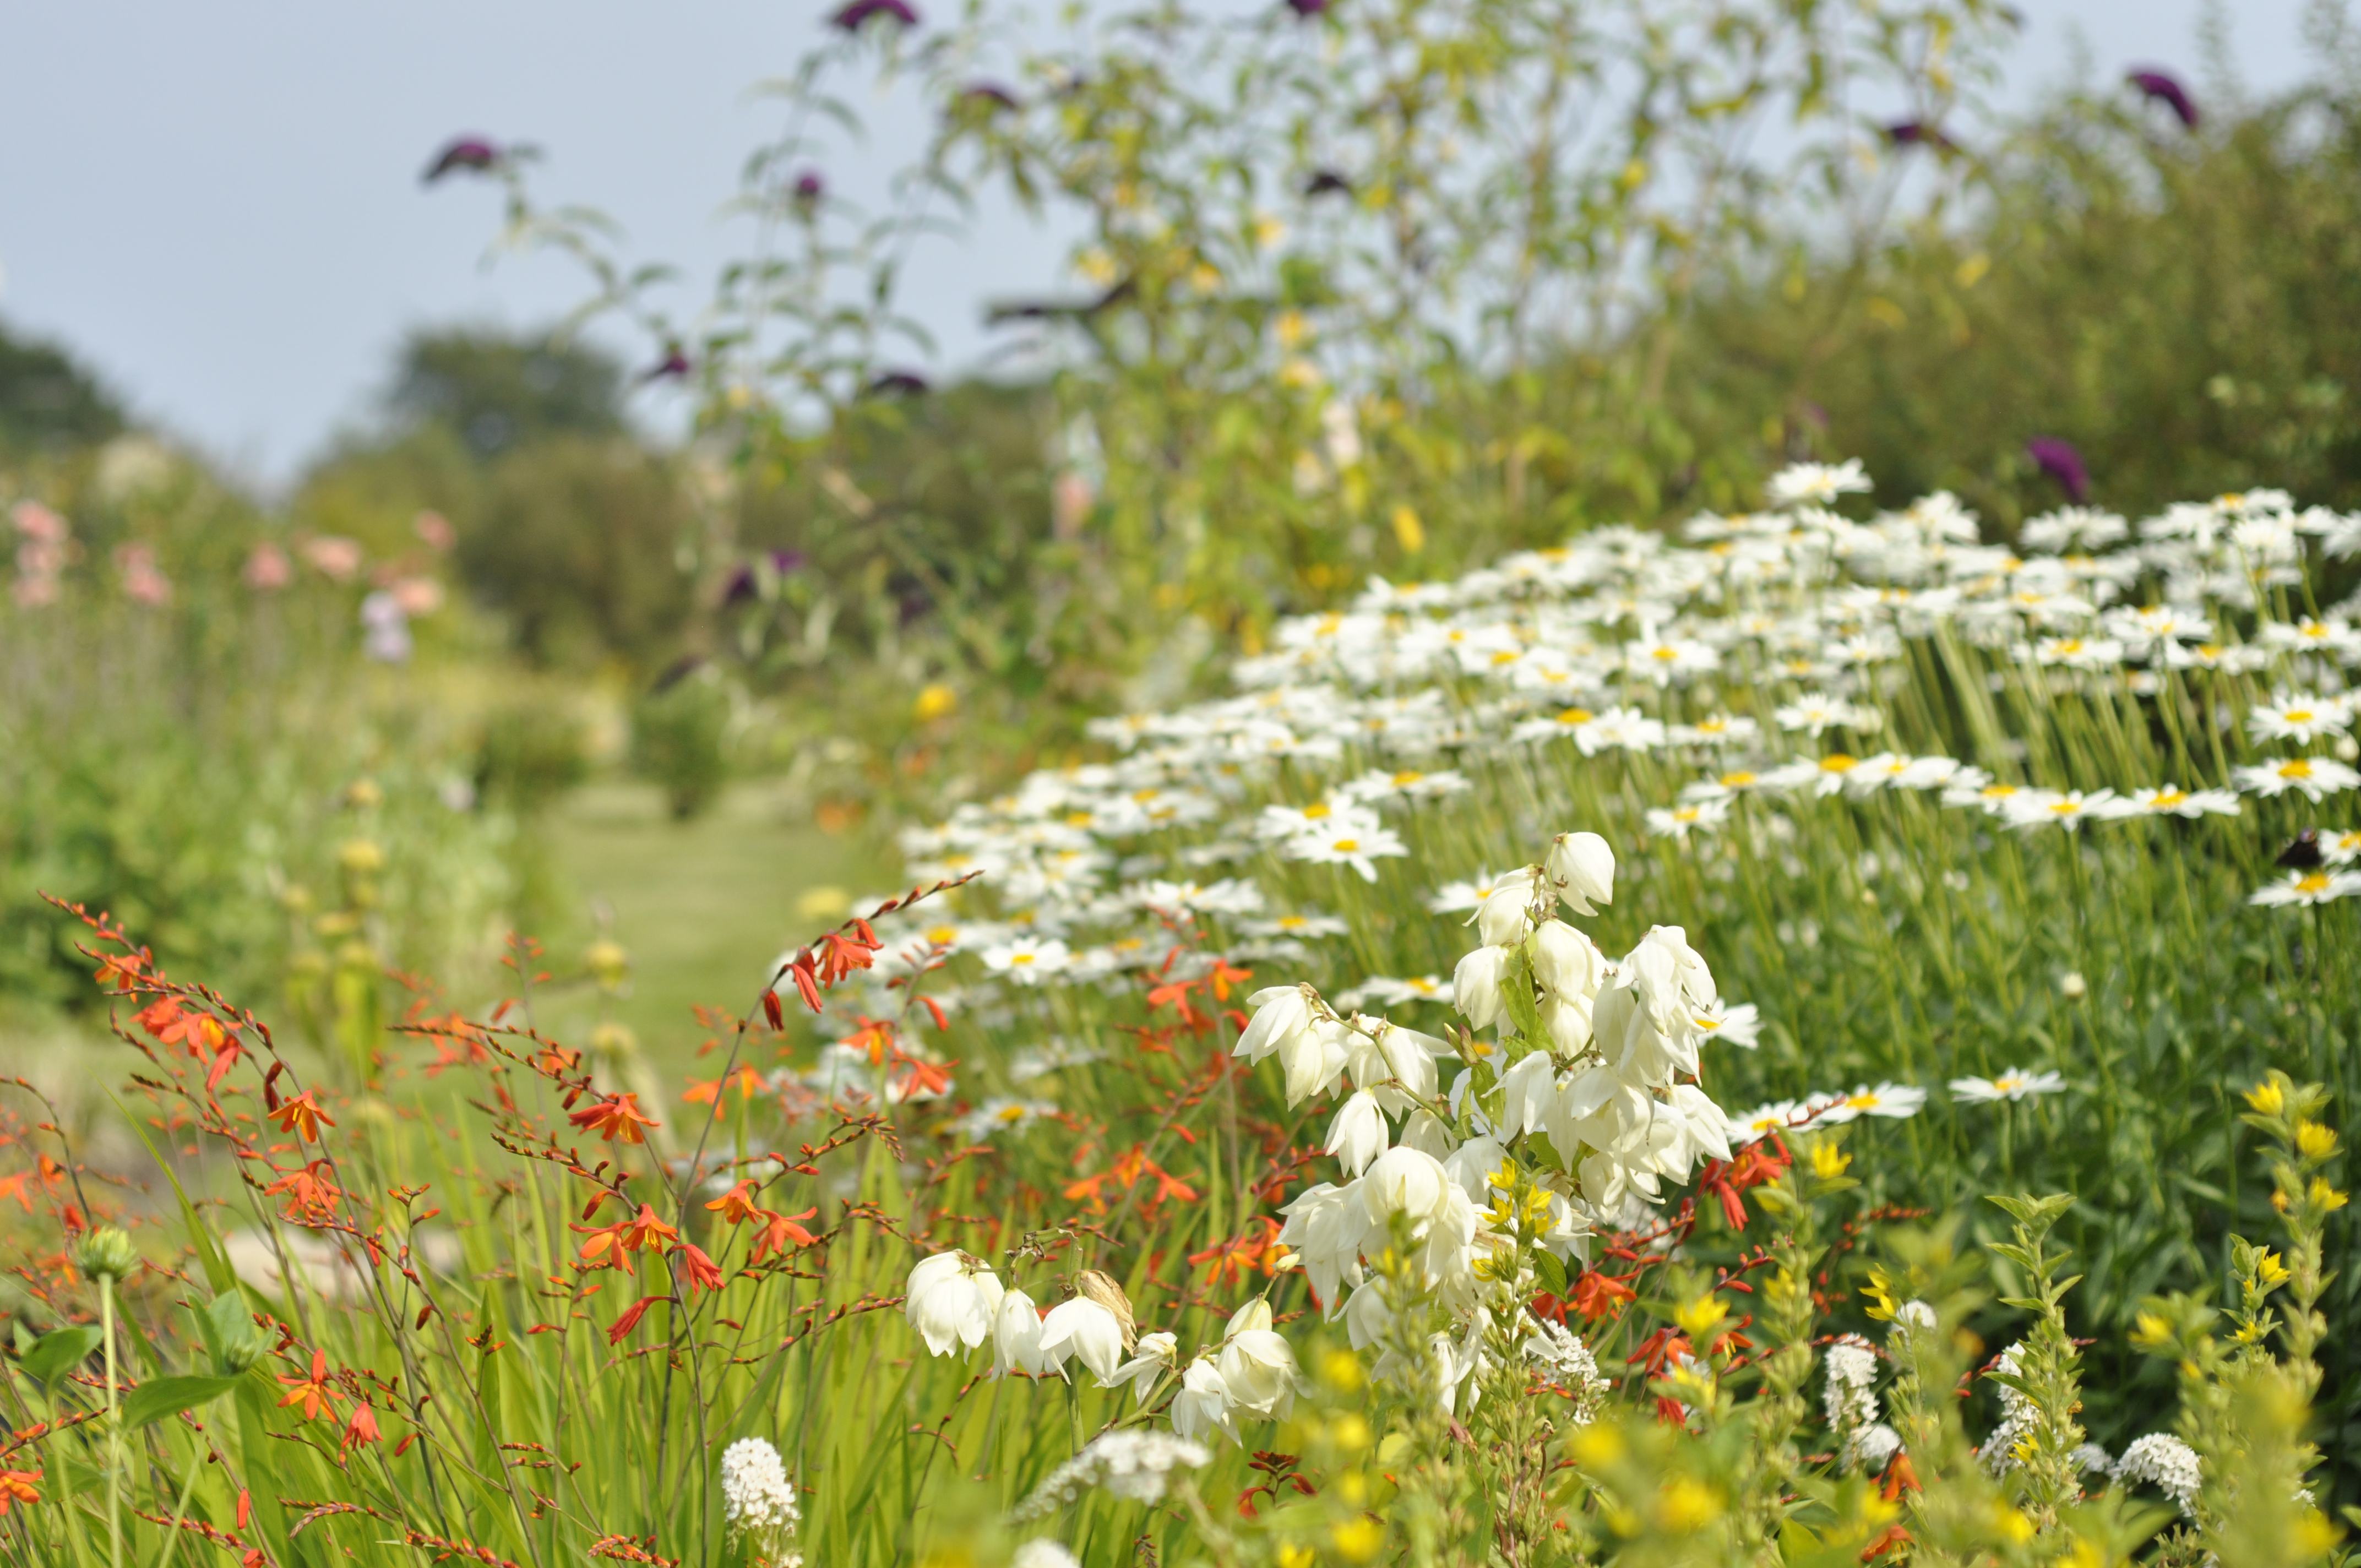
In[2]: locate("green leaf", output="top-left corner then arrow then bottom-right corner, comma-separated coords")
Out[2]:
18,1325 -> 103,1386
123,1374 -> 241,1429
1532,1249 -> 1570,1297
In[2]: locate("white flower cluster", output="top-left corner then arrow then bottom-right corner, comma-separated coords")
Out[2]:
1010,1429 -> 1214,1520
904,1256 -> 1303,1446
1823,1334 -> 1901,1471
2111,1431 -> 2203,1516
852,471 -> 2361,1052
1521,1312 -> 1608,1412
719,1437 -> 803,1564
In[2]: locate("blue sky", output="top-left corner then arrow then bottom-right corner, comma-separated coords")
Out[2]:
0,1 -> 2323,488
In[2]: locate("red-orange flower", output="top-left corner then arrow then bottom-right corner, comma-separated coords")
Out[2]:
1567,1270 -> 1638,1322
276,1350 -> 345,1421
682,1065 -> 765,1106
675,1243 -> 725,1293
704,1181 -> 763,1225
0,1467 -> 40,1517
263,1160 -> 343,1220
574,1204 -> 679,1268
748,1207 -> 819,1264
568,1093 -> 659,1145
268,1090 -> 335,1144
344,1403 -> 382,1449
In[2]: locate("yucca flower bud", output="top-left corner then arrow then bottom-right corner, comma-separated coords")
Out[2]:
1544,831 -> 1614,914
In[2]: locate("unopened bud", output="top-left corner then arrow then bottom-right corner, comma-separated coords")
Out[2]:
77,1226 -> 138,1283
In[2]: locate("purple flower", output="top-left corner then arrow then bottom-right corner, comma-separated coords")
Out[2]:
960,81 -> 1020,111
2128,69 -> 2198,129
831,0 -> 918,31
2026,437 -> 2090,504
792,170 -> 826,205
1884,121 -> 1959,154
422,137 -> 501,184
639,347 -> 693,383
1285,0 -> 1328,15
1303,168 -> 1352,198
865,369 -> 931,398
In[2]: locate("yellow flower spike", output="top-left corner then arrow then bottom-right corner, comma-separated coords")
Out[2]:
1328,1518 -> 1383,1563
2295,1120 -> 2338,1161
2310,1177 -> 2349,1211
1810,1142 -> 1852,1179
1993,1505 -> 2036,1544
2295,1510 -> 2341,1556
2130,1311 -> 2174,1351
2246,1078 -> 2286,1117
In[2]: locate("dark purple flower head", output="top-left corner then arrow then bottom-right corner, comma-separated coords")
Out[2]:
832,0 -> 918,31
639,347 -> 693,384
960,81 -> 1020,111
792,170 -> 826,205
1884,121 -> 1959,154
2128,69 -> 2199,129
768,549 -> 808,575
422,137 -> 501,185
2026,437 -> 2090,504
865,369 -> 932,398
1285,0 -> 1329,15
1304,168 -> 1352,198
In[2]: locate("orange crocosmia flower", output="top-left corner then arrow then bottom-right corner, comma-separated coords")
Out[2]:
1568,1270 -> 1638,1322
749,1207 -> 819,1264
574,1204 -> 679,1268
344,1403 -> 382,1449
264,1161 -> 342,1219
676,1242 -> 726,1293
276,1351 -> 345,1421
568,1093 -> 659,1145
840,1017 -> 895,1064
93,950 -> 148,992
0,1156 -> 66,1213
682,1065 -> 765,1106
704,1181 -> 763,1225
267,1090 -> 335,1144
0,1467 -> 39,1516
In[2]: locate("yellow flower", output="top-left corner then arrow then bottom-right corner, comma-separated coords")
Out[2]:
1329,1413 -> 1370,1451
1993,1504 -> 2036,1544
1320,1348 -> 1363,1395
2246,1079 -> 2286,1117
2255,1249 -> 2291,1288
2310,1177 -> 2349,1211
1390,505 -> 1426,554
2295,1120 -> 2338,1161
913,683 -> 958,721
1569,1424 -> 1625,1468
1328,1517 -> 1383,1562
1860,1268 -> 1900,1321
1673,1293 -> 1728,1338
2130,1311 -> 2174,1351
1655,1478 -> 1722,1533
1277,1545 -> 1315,1568
1810,1142 -> 1852,1179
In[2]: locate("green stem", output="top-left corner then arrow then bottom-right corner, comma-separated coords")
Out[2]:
101,1276 -> 121,1568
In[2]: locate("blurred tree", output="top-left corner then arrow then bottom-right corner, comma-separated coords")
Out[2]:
0,317 -> 126,453
383,325 -> 627,461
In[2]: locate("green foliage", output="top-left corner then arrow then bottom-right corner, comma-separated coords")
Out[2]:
630,668 -> 733,820
383,324 -> 628,462
0,317 -> 124,455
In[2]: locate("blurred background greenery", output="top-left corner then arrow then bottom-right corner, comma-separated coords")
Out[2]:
8,0 -> 2361,1058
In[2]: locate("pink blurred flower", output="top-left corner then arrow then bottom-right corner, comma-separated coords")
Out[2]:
390,575 -> 445,617
414,510 -> 456,552
13,574 -> 59,609
244,543 -> 293,590
10,502 -> 67,545
115,543 -> 172,606
301,536 -> 365,581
